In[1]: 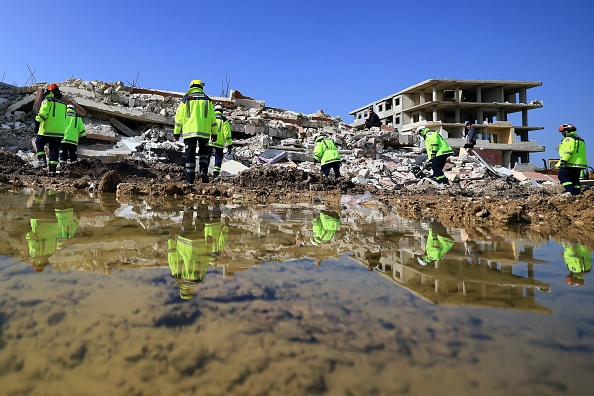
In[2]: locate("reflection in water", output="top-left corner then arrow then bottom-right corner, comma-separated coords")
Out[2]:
564,243 -> 592,286
2,189 -> 594,394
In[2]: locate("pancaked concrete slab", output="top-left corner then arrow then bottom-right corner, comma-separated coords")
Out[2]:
78,145 -> 132,164
221,159 -> 249,176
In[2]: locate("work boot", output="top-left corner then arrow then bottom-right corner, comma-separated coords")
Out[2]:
185,172 -> 195,185
48,164 -> 57,176
213,171 -> 220,178
200,173 -> 209,183
37,157 -> 47,169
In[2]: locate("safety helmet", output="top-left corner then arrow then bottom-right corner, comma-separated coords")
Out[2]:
214,104 -> 223,112
67,104 -> 75,110
558,124 -> 576,133
190,79 -> 204,88
47,83 -> 59,91
416,126 -> 428,134
314,135 -> 325,143
566,274 -> 585,286
33,265 -> 46,273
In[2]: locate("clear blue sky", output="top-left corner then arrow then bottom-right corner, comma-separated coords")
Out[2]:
3,1 -> 593,166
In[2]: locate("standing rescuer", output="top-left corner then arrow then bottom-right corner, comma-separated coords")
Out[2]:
556,123 -> 588,195
416,126 -> 454,185
35,83 -> 67,175
174,79 -> 218,184
313,135 -> 341,178
60,104 -> 86,166
209,104 -> 233,179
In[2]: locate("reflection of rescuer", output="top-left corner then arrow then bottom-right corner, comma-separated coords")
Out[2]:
204,206 -> 229,263
25,191 -> 60,272
313,135 -> 341,178
35,83 -> 67,176
417,220 -> 455,266
55,207 -> 80,248
173,79 -> 218,184
416,126 -> 454,185
556,123 -> 588,196
311,211 -> 340,245
60,104 -> 86,166
563,243 -> 592,286
209,104 -> 233,179
167,208 -> 210,299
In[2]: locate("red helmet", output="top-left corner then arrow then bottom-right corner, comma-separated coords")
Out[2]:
566,274 -> 584,286
558,124 -> 576,133
33,265 -> 46,273
47,83 -> 59,91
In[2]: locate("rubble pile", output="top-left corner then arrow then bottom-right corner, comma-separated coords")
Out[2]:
0,79 -> 561,191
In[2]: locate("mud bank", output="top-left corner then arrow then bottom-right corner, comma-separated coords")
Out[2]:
1,150 -> 592,248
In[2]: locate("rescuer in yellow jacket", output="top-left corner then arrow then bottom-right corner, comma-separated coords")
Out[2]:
563,243 -> 592,286
556,124 -> 588,195
173,80 -> 218,184
60,104 -> 86,166
204,206 -> 229,264
417,220 -> 455,266
416,126 -> 454,185
35,84 -> 68,175
25,189 -> 60,272
167,207 -> 210,299
209,104 -> 233,179
313,135 -> 341,178
311,211 -> 340,245
55,207 -> 80,248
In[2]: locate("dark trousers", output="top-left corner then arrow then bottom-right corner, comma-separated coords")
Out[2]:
431,154 -> 449,184
60,143 -> 78,164
558,167 -> 582,195
321,161 -> 341,177
184,137 -> 210,183
208,146 -> 224,175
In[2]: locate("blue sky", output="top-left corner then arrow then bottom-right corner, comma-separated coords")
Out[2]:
2,1 -> 593,166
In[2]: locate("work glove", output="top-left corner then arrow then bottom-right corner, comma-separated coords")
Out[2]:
210,134 -> 217,142
227,144 -> 233,151
173,134 -> 179,142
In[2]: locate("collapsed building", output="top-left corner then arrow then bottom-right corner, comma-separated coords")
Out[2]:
0,78 -> 562,189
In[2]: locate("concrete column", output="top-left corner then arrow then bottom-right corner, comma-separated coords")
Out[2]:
478,108 -> 484,123
432,85 -> 437,102
420,91 -> 426,105
433,105 -> 437,122
519,88 -> 527,104
455,107 -> 460,123
522,109 -> 528,126
455,84 -> 460,102
477,87 -> 482,103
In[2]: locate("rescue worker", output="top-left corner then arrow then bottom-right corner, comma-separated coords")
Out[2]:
204,205 -> 229,263
35,83 -> 68,175
563,243 -> 592,286
55,207 -> 80,248
416,126 -> 454,185
60,104 -> 86,166
209,104 -> 233,179
556,123 -> 587,195
313,135 -> 341,178
311,211 -> 340,245
25,190 -> 60,272
173,79 -> 218,184
167,207 -> 210,299
417,220 -> 455,266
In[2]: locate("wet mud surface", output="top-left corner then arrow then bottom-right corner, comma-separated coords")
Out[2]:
2,149 -> 593,248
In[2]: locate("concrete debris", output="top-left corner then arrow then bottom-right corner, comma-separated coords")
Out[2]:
0,78 -> 559,189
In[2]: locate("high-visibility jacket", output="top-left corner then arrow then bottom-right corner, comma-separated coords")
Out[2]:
421,130 -> 454,160
421,227 -> 455,262
173,87 -> 217,140
312,213 -> 340,243
168,235 -> 208,282
314,138 -> 341,165
26,218 -> 60,258
55,208 -> 79,246
558,132 -> 587,169
35,93 -> 68,138
205,221 -> 229,261
61,108 -> 86,145
209,111 -> 233,149
564,243 -> 592,274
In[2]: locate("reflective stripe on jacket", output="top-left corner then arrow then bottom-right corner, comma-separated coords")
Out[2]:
209,112 -> 233,149
314,139 -> 341,165
173,88 -> 217,140
559,132 -> 587,168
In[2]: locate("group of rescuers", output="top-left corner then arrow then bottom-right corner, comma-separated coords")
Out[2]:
35,82 -> 587,194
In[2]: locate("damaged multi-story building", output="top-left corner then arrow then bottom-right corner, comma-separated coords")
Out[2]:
350,79 -> 545,167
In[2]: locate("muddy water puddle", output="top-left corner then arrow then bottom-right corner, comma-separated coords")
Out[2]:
0,189 -> 593,395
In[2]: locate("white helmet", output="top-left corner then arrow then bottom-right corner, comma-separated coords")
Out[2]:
416,126 -> 427,134
214,104 -> 223,112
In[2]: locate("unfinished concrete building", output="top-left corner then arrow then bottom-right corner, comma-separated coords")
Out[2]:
350,79 -> 545,167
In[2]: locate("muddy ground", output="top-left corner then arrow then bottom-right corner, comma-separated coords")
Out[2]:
1,150 -> 593,249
